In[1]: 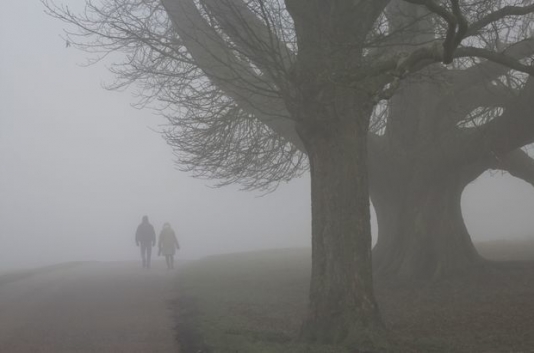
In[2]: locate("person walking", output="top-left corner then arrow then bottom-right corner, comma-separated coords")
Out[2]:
158,223 -> 180,269
135,215 -> 156,268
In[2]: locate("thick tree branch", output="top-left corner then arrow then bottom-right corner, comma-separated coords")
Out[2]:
436,39 -> 534,125
200,0 -> 295,87
466,4 -> 534,37
374,38 -> 534,92
161,0 -> 304,151
286,0 -> 389,72
383,0 -> 436,48
402,0 -> 454,23
492,148 -> 534,188
453,46 -> 534,75
380,2 -> 534,81
449,38 -> 534,92
440,77 -> 534,169
402,0 -> 467,63
444,82 -> 518,124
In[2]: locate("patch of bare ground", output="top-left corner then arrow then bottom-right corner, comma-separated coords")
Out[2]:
174,240 -> 534,353
377,262 -> 534,352
377,238 -> 534,352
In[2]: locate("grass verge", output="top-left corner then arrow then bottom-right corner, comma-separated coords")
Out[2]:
175,248 -> 353,353
174,240 -> 534,353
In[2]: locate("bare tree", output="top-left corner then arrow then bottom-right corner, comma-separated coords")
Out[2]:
43,0 -> 534,346
369,1 -> 534,279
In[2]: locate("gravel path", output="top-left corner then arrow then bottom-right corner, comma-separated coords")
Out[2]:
0,262 -> 180,353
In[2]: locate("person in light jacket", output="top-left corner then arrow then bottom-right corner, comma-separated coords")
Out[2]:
158,223 -> 180,269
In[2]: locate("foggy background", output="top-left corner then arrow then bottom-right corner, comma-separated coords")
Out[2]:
1,1 -> 533,271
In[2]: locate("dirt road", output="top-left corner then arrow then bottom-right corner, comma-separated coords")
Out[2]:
0,262 -> 180,353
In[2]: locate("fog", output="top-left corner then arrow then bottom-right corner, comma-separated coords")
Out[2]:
1,1 -> 534,271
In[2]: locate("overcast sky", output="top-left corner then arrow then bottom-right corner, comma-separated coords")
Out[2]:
1,1 -> 533,270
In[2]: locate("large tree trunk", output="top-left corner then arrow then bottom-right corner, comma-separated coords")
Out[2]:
298,118 -> 383,346
372,169 -> 483,279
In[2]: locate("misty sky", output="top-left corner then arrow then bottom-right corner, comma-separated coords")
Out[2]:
1,1 -> 534,270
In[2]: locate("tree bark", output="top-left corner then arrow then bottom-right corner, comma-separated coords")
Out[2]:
298,118 -> 383,346
372,168 -> 483,279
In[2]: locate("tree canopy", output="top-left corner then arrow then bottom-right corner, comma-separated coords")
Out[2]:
44,0 -> 534,189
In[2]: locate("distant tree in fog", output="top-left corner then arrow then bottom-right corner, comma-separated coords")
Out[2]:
44,0 -> 534,346
368,2 -> 534,280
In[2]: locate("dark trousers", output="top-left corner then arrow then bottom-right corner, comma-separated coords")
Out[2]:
140,243 -> 153,268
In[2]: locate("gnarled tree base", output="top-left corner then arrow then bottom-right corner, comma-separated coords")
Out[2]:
372,175 -> 483,280
300,316 -> 386,350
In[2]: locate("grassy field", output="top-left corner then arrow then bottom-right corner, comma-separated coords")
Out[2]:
174,239 -> 534,353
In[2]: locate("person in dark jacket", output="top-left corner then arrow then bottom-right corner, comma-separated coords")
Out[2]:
135,215 -> 156,268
